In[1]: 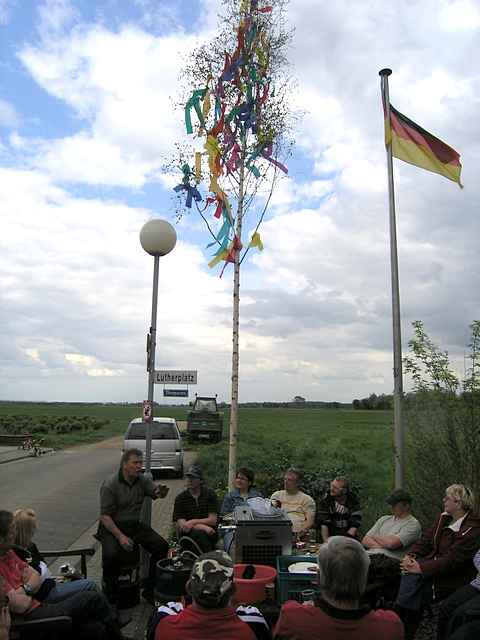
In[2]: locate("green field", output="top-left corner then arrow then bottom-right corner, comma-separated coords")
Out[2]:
0,402 -> 394,529
194,407 -> 395,528
0,402 -> 189,448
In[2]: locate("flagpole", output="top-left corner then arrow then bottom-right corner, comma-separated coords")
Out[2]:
379,68 -> 405,489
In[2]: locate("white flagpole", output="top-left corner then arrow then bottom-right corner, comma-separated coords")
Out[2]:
379,68 -> 405,489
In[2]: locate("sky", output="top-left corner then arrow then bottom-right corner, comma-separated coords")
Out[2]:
1,0 -> 479,404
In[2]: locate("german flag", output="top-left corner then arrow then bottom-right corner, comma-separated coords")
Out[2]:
385,103 -> 463,187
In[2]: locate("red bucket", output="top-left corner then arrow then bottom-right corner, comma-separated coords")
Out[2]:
233,564 -> 277,604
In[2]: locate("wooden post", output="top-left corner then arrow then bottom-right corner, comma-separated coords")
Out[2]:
228,139 -> 246,490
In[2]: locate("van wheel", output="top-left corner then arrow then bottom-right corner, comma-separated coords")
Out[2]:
175,464 -> 184,479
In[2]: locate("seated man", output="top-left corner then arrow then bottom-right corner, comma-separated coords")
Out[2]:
173,465 -> 219,555
97,448 -> 170,607
363,490 -> 421,560
270,468 -> 315,537
274,536 -> 403,640
149,550 -> 271,640
362,489 -> 421,602
316,476 -> 362,542
0,510 -> 125,639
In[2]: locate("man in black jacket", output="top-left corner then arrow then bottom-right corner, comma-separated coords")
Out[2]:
316,477 -> 362,542
173,465 -> 219,555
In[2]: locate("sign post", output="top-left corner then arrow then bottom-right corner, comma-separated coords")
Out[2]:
154,370 -> 198,385
163,389 -> 189,398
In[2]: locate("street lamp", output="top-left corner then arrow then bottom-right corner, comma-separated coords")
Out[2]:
139,219 -> 176,523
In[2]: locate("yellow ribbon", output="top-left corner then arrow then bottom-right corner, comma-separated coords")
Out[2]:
202,90 -> 211,121
208,249 -> 228,268
249,231 -> 264,251
195,152 -> 202,183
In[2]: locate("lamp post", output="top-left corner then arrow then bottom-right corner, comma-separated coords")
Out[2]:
139,219 -> 176,524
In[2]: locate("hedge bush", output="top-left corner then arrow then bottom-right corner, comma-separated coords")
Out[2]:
0,415 -> 108,436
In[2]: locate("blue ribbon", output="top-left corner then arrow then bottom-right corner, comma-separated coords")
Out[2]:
174,183 -> 202,209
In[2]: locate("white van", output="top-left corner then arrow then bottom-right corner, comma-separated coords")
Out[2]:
123,417 -> 184,477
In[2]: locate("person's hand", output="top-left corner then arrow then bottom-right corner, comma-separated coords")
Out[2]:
0,605 -> 11,639
0,582 -> 10,640
194,524 -> 215,536
400,555 -> 421,574
155,484 -> 169,499
21,566 -> 31,583
118,534 -> 134,551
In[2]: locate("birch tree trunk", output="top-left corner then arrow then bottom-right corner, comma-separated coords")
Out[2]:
228,146 -> 246,490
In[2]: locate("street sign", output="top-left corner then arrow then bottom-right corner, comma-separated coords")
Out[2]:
142,400 -> 152,422
154,370 -> 197,384
163,389 -> 189,398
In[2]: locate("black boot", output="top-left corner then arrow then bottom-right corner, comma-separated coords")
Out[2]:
105,618 -> 126,640
395,605 -> 423,640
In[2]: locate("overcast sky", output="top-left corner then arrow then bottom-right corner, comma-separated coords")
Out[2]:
1,0 -> 479,404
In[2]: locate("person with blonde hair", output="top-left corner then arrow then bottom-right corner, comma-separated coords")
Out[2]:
396,484 -> 480,639
13,507 -> 97,604
0,510 -> 127,639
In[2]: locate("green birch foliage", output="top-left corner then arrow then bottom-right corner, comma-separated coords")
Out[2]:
404,321 -> 480,522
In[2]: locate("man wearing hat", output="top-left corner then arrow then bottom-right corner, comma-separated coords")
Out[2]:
362,489 -> 421,561
173,465 -> 220,555
361,489 -> 421,605
150,551 -> 271,640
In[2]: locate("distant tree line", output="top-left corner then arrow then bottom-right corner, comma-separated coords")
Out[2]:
218,401 -> 350,409
352,393 -> 393,410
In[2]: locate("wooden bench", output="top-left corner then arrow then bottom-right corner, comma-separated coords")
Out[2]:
0,433 -> 32,447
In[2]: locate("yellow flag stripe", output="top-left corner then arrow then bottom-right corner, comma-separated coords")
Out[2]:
391,131 -> 462,186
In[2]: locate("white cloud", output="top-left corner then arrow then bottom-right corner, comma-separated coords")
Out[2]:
0,166 -> 236,400
36,0 -> 79,35
18,25 -> 199,186
438,0 -> 480,31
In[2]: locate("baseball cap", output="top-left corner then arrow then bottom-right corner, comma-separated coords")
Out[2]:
185,464 -> 203,480
189,551 -> 234,605
386,489 -> 412,505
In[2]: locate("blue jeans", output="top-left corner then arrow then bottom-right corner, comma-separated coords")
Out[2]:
396,573 -> 433,611
44,578 -> 98,604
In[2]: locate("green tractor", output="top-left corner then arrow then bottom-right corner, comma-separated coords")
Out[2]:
186,396 -> 223,443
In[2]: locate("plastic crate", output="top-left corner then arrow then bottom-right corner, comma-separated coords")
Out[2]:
276,555 -> 320,604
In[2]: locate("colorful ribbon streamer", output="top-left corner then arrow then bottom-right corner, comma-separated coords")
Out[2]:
185,88 -> 207,134
174,0 -> 287,272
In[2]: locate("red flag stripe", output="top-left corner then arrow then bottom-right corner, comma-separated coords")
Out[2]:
390,105 -> 460,166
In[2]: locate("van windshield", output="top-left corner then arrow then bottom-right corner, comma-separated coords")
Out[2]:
126,422 -> 178,440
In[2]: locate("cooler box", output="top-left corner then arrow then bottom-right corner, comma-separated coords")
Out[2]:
276,555 -> 320,604
233,519 -> 292,566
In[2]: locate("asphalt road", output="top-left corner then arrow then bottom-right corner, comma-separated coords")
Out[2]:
0,435 -> 192,551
